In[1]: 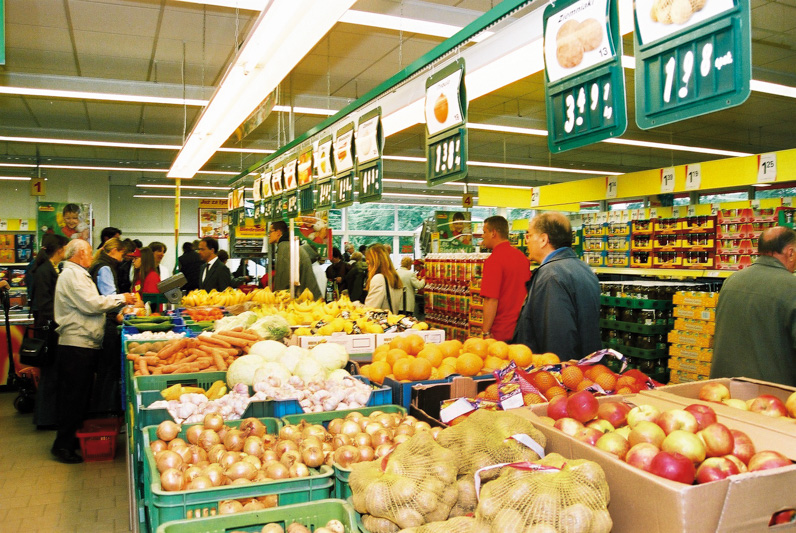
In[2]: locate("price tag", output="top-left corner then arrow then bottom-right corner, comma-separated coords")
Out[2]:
685,164 -> 701,191
286,192 -> 299,217
751,199 -> 760,209
463,193 -> 475,209
711,203 -> 720,215
427,128 -> 467,187
631,209 -> 640,221
650,208 -> 658,219
263,200 -> 273,221
30,178 -> 46,196
425,59 -> 468,187
687,205 -> 696,217
606,176 -> 618,199
0,219 -> 7,230
660,167 -> 675,193
783,197 -> 793,207
273,197 -> 284,220
530,187 -> 540,208
334,173 -> 354,208
316,179 -> 333,210
19,219 -> 29,231
227,191 -> 234,211
358,161 -> 382,204
757,153 -> 776,183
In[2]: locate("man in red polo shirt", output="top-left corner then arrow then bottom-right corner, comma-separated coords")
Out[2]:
479,216 -> 531,341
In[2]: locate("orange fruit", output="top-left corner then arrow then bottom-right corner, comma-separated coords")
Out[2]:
530,370 -> 558,392
483,384 -> 500,401
484,338 -> 497,347
387,348 -> 409,367
488,341 -> 510,360
369,361 -> 392,384
616,386 -> 634,395
408,357 -> 433,381
418,345 -> 444,368
560,365 -> 585,390
483,356 -> 505,372
393,357 -> 415,381
523,392 -> 546,405
438,364 -> 457,379
544,386 -> 567,400
455,353 -> 484,377
390,336 -> 412,353
508,344 -> 533,367
463,338 -> 489,359
438,341 -> 461,359
616,375 -> 637,389
584,364 -> 611,381
359,364 -> 371,380
404,334 -> 426,356
576,379 -> 595,391
372,349 -> 388,362
595,372 -> 617,391
442,357 -> 459,368
535,352 -> 561,366
374,344 -> 390,357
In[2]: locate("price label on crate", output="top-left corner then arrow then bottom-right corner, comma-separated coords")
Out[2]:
634,0 -> 751,129
685,164 -> 701,190
606,175 -> 618,199
661,167 -> 675,193
757,153 -> 776,183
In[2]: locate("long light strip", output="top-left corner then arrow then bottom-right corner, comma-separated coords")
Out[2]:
0,86 -> 207,106
133,194 -> 230,200
0,162 -> 238,175
168,0 -> 357,179
0,176 -> 32,181
0,135 -> 273,154
136,183 -> 232,190
382,191 -> 466,199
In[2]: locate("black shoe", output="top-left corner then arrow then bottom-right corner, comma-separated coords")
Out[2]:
51,446 -> 83,464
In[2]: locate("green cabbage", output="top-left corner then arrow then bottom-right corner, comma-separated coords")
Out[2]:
214,311 -> 258,333
250,315 -> 291,341
250,340 -> 288,363
310,342 -> 349,372
226,354 -> 266,388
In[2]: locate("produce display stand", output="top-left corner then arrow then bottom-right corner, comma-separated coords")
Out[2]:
154,498 -> 358,533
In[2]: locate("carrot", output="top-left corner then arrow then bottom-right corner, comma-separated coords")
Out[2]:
143,355 -> 159,366
197,359 -> 212,370
157,339 -> 187,360
212,352 -> 228,371
152,368 -> 163,375
137,358 -> 150,376
160,364 -> 178,374
126,354 -> 139,362
218,330 -> 259,341
199,335 -> 231,348
174,362 -> 200,374
182,352 -> 199,364
213,335 -> 250,348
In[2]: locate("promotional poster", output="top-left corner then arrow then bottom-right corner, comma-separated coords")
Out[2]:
37,201 -> 92,244
435,210 -> 473,252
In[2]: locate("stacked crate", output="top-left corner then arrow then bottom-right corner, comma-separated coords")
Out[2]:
667,291 -> 718,383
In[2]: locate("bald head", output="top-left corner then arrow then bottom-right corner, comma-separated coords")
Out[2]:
531,212 -> 572,249
758,226 -> 796,272
65,239 -> 92,268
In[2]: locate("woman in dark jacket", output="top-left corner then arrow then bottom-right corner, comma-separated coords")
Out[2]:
345,252 -> 369,303
30,234 -> 69,428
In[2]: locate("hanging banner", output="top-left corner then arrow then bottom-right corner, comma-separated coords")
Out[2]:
356,107 -> 383,204
425,58 -> 468,187
298,147 -> 315,215
314,134 -> 334,211
333,122 -> 355,208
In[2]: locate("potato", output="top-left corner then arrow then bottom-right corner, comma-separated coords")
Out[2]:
261,524 -> 284,533
286,523 -> 311,533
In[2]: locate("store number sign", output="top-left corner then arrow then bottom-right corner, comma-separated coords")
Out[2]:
543,0 -> 627,153
425,59 -> 468,187
634,0 -> 751,129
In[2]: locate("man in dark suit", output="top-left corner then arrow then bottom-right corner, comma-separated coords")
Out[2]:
178,241 -> 203,291
197,237 -> 232,291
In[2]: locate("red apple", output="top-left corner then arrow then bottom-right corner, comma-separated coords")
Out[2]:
573,427 -> 603,446
684,404 -> 718,431
662,430 -> 706,464
786,391 -> 796,418
596,432 -> 631,460
697,423 -> 735,457
722,398 -> 748,410
554,417 -> 584,436
597,401 -> 632,428
649,451 -> 696,484
567,391 -> 599,423
729,430 -> 756,465
695,456 -> 740,484
656,409 -> 699,435
748,451 -> 792,472
699,382 -> 731,403
748,395 -> 789,418
626,443 -> 660,472
587,419 -> 615,434
629,420 -> 666,448
547,395 -> 569,421
723,454 -> 748,473
627,404 -> 661,428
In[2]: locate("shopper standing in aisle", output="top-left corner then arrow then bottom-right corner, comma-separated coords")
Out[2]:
178,241 -> 203,291
97,226 -> 121,249
479,216 -> 531,342
513,212 -> 601,359
364,244 -> 404,314
345,252 -> 369,303
268,221 -> 322,299
148,241 -> 168,278
30,233 -> 69,429
197,237 -> 233,292
343,243 -> 354,262
397,256 -> 425,315
711,226 -> 796,386
326,247 -> 352,298
306,243 -> 329,297
52,239 -> 135,463
132,247 -> 161,294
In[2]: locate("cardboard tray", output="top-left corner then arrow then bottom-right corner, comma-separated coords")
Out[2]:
513,393 -> 796,533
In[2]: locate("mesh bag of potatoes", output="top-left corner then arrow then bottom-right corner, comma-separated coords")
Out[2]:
399,516 -> 483,533
349,430 -> 459,531
474,452 -> 612,533
436,409 -> 547,480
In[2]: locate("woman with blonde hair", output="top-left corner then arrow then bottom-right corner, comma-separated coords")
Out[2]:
364,244 -> 404,313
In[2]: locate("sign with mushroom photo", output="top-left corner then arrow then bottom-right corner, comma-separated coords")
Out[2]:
635,0 -> 733,45
544,0 -> 612,83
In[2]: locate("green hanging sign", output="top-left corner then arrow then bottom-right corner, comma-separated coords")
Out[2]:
425,58 -> 468,187
333,122 -> 355,208
356,107 -> 383,204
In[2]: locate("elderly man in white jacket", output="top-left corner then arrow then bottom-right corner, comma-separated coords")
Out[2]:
51,239 -> 136,463
396,256 -> 425,315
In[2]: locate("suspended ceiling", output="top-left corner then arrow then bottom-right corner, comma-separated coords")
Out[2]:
0,0 -> 794,206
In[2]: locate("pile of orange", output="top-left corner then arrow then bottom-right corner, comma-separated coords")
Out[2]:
359,335 -> 550,384
547,363 -> 647,395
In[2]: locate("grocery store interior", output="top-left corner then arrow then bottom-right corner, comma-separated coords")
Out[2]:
1,0 -> 796,532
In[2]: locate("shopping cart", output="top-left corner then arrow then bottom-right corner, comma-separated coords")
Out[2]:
1,286 -> 37,413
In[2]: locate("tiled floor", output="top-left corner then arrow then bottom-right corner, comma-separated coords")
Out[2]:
0,392 -> 131,533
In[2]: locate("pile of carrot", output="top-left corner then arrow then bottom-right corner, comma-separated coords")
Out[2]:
127,327 -> 261,376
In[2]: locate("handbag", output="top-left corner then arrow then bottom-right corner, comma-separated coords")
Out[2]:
19,325 -> 51,367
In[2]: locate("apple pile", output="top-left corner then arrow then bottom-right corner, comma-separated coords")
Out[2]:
542,391 -> 793,484
699,382 -> 796,419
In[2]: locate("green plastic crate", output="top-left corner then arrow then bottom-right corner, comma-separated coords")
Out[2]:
599,318 -> 670,335
603,342 -> 668,360
281,404 -> 407,428
155,499 -> 359,533
142,418 -> 335,533
600,295 -> 673,310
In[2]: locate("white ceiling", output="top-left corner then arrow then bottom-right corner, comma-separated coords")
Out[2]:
0,0 -> 794,205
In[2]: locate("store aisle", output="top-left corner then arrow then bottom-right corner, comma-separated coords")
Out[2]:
0,392 -> 130,532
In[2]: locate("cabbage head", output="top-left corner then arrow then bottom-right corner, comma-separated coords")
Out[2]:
309,342 -> 349,372
214,311 -> 258,332
249,340 -> 288,363
250,315 -> 291,341
253,362 -> 292,386
293,356 -> 326,383
226,354 -> 266,388
281,345 -> 308,374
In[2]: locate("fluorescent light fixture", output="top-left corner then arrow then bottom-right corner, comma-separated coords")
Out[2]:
0,163 -> 37,168
602,138 -> 751,157
339,10 -> 493,43
175,0 -> 265,9
382,191 -> 468,199
42,164 -> 239,175
0,85 -> 207,106
136,183 -> 232,190
168,0 -> 357,179
751,183 -> 772,188
0,176 -> 32,181
133,194 -> 226,200
272,105 -> 337,116
0,135 -> 272,155
469,123 -> 548,137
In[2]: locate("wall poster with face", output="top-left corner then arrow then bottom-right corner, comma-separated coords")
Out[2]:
37,201 -> 92,245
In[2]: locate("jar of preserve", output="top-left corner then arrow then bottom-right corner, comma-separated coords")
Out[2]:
620,308 -> 636,323
638,309 -> 656,325
636,335 -> 656,350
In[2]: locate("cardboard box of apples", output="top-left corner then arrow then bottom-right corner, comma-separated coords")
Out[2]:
514,391 -> 796,532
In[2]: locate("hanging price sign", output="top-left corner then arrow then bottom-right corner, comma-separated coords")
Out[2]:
285,191 -> 299,218
333,122 -> 355,208
425,59 -> 468,186
685,163 -> 701,190
335,173 -> 354,208
316,179 -> 333,210
605,175 -> 618,199
661,167 -> 675,193
543,0 -> 627,153
356,107 -> 383,204
634,0 -> 751,129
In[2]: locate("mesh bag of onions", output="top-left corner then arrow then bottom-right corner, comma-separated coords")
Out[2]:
349,431 -> 458,531
474,452 -> 612,533
435,409 -> 547,480
398,516 -> 483,533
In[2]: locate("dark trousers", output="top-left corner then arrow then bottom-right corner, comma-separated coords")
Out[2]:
90,324 -> 121,415
53,345 -> 100,451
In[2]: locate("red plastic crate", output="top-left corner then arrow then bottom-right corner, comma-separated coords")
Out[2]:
76,418 -> 121,462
